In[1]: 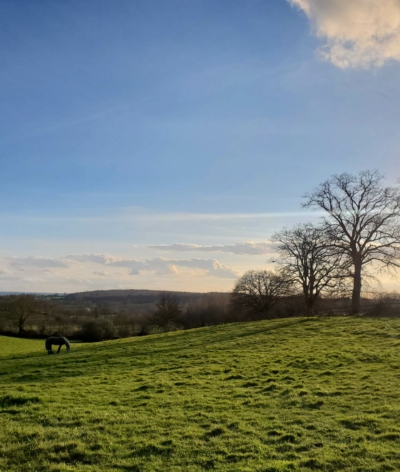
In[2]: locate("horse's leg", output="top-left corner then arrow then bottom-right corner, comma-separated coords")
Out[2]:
57,344 -> 62,354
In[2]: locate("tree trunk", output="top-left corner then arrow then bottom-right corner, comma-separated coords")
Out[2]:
303,283 -> 316,316
352,259 -> 362,314
306,298 -> 315,316
18,317 -> 25,335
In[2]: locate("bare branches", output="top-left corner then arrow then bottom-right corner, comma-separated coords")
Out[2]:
303,170 -> 400,313
153,293 -> 183,326
272,223 -> 350,313
231,270 -> 294,316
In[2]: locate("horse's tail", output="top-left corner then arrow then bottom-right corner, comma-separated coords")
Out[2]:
45,338 -> 51,349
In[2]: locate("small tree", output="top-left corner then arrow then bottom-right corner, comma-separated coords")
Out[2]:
273,223 -> 350,314
231,270 -> 294,317
304,170 -> 400,314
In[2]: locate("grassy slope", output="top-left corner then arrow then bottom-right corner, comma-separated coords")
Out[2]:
1,317 -> 400,472
0,336 -> 44,356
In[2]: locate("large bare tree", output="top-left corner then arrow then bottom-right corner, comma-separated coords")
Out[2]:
273,223 -> 349,314
231,270 -> 294,317
304,170 -> 400,314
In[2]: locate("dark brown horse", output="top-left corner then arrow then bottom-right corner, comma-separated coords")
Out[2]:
45,336 -> 71,354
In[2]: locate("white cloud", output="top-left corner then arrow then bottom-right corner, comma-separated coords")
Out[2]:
63,253 -> 238,278
110,256 -> 238,278
148,241 -> 273,255
66,254 -> 119,264
109,258 -> 145,275
289,0 -> 400,68
163,258 -> 239,278
93,271 -> 109,276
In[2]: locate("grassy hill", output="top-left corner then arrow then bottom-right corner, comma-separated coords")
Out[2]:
1,316 -> 400,471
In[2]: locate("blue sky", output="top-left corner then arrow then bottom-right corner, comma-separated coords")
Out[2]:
1,0 -> 400,292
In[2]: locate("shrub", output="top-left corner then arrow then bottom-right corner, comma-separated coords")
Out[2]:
364,292 -> 400,317
80,318 -> 117,342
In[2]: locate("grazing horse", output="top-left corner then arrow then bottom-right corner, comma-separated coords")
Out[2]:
45,336 -> 71,354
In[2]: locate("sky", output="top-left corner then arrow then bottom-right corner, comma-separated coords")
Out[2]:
1,0 -> 400,293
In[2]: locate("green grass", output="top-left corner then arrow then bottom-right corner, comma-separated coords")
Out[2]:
2,316 -> 400,471
0,336 -> 44,356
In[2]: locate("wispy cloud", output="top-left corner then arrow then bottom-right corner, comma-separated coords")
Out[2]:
123,210 -> 318,222
289,0 -> 400,68
148,241 -> 273,255
0,209 -> 320,223
5,257 -> 69,269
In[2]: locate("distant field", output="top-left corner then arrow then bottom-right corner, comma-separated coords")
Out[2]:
1,317 -> 400,471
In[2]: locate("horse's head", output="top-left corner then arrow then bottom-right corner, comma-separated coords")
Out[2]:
64,338 -> 71,352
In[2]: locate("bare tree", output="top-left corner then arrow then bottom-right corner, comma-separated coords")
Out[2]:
153,292 -> 183,327
231,270 -> 294,317
304,170 -> 400,314
273,223 -> 349,314
9,295 -> 44,334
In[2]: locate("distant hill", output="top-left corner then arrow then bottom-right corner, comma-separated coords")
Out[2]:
0,292 -> 56,296
65,289 -> 228,304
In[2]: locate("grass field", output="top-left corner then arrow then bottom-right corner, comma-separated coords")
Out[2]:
2,317 -> 400,471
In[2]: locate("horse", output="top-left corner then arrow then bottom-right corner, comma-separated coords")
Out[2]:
45,336 -> 71,354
